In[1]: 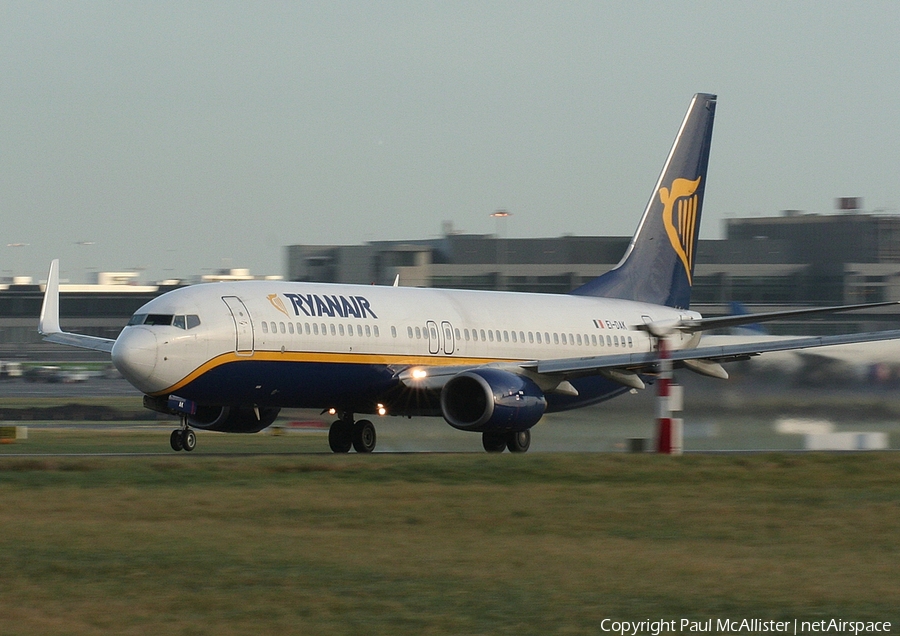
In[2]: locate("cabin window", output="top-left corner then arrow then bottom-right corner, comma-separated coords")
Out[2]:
374,326 -> 380,337
488,330 -> 494,342
519,331 -> 525,342
356,325 -> 362,336
606,335 -> 611,346
561,333 -> 567,345
268,321 -> 274,334
391,326 -> 397,338
261,321 -> 269,334
280,322 -> 286,334
480,329 -> 486,341
464,329 -> 470,341
312,323 -> 318,335
591,334 -> 597,346
502,331 -> 508,342
430,326 -> 438,340
288,323 -> 294,334
365,325 -> 371,337
321,323 -> 326,335
455,328 -> 461,341
304,323 -> 310,335
472,330 -> 478,342
408,326 -> 413,339
628,336 -> 633,347
614,336 -> 619,347
511,331 -> 517,343
330,324 -> 336,336
172,315 -> 186,329
339,324 -> 345,336
415,327 -> 421,339
535,332 -> 541,344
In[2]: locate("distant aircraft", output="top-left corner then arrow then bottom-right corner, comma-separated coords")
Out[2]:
703,302 -> 900,385
38,93 -> 900,453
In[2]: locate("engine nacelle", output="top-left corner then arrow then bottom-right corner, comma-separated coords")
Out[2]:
440,368 -> 546,432
189,405 -> 280,433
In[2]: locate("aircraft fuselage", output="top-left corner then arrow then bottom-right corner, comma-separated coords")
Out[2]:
111,280 -> 702,416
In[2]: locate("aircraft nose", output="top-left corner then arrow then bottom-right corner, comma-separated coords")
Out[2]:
111,327 -> 158,389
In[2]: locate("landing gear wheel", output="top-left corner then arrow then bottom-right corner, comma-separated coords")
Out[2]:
352,419 -> 377,453
182,429 -> 197,452
328,420 -> 353,453
507,429 -> 530,453
170,429 -> 184,452
482,432 -> 507,453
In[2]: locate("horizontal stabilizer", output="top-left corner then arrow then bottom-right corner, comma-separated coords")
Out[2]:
639,301 -> 900,336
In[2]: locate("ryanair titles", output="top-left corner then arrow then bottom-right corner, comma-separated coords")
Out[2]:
282,293 -> 378,320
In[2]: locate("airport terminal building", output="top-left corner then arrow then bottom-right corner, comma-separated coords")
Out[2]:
287,211 -> 900,335
4,210 -> 900,362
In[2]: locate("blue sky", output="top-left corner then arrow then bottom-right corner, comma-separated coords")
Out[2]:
2,2 -> 899,282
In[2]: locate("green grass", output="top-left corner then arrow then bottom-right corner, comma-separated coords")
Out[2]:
0,449 -> 898,635
0,428 -> 326,455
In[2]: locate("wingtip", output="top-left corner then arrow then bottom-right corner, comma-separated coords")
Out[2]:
38,259 -> 61,335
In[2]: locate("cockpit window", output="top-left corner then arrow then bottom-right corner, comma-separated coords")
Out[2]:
145,314 -> 174,326
127,313 -> 201,329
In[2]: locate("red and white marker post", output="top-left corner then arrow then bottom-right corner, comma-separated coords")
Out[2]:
655,335 -> 683,455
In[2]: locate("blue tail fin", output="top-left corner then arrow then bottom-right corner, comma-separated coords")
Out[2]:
571,93 -> 717,309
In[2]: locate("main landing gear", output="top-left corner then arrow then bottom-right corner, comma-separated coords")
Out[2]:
328,412 -> 376,453
482,429 -> 530,453
170,416 -> 197,452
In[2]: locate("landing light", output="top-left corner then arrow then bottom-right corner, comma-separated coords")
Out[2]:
377,403 -> 387,416
411,369 -> 427,380
328,408 -> 337,416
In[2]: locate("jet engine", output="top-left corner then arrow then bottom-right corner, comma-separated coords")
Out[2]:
440,368 -> 546,432
189,405 -> 280,433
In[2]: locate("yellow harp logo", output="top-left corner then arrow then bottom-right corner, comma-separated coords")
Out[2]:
267,293 -> 289,316
659,177 -> 701,285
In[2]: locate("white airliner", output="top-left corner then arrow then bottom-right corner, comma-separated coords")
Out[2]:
38,93 -> 900,453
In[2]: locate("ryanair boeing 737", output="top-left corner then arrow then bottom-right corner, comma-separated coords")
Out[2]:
38,94 -> 900,453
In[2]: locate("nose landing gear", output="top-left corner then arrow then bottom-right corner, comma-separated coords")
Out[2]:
170,416 -> 197,452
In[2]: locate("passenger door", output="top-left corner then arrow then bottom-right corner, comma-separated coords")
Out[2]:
222,296 -> 254,356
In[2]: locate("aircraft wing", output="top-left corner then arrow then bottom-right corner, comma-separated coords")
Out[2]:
38,259 -> 116,353
532,329 -> 900,376
399,329 -> 900,392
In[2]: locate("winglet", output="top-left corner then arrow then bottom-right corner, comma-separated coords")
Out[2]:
38,259 -> 116,353
39,259 -> 61,335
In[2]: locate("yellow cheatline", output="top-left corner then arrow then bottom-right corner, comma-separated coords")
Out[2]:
154,350 -> 521,396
